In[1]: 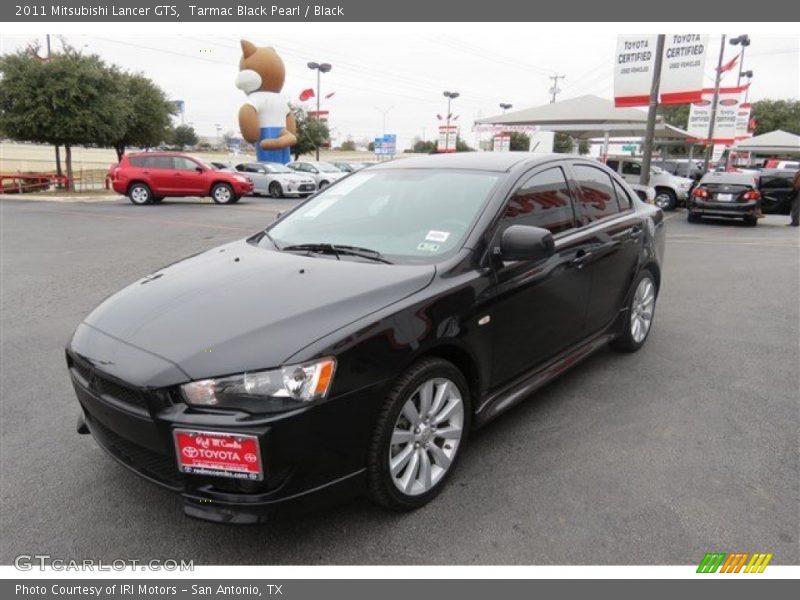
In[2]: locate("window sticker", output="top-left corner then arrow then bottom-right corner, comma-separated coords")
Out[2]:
425,230 -> 450,243
417,242 -> 440,252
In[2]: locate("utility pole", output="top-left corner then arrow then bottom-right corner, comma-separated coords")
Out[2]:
443,91 -> 460,152
640,35 -> 665,187
549,74 -> 566,103
704,34 -> 727,172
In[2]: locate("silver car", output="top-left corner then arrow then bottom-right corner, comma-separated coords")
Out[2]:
235,162 -> 317,198
286,160 -> 347,190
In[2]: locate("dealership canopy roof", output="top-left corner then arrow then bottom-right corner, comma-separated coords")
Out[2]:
732,130 -> 800,155
476,94 -> 692,141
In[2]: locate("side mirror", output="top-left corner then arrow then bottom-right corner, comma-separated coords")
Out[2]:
499,225 -> 555,262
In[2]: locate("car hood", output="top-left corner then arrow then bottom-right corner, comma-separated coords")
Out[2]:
83,239 -> 435,380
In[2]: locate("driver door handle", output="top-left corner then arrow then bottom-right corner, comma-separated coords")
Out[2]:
571,250 -> 592,268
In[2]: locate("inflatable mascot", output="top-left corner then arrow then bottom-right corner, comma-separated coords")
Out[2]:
235,40 -> 296,164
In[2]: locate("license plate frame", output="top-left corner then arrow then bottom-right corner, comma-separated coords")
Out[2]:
173,429 -> 263,481
716,193 -> 734,201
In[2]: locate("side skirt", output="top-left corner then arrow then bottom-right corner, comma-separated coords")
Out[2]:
474,330 -> 617,427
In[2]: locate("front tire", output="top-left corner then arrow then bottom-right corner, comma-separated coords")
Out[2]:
654,188 -> 677,211
318,180 -> 329,190
128,183 -> 153,205
611,270 -> 658,353
687,211 -> 701,223
744,216 -> 758,227
367,358 -> 470,511
211,183 -> 235,204
268,182 -> 283,199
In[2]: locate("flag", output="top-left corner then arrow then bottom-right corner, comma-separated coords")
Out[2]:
325,92 -> 336,100
298,88 -> 315,101
452,115 -> 459,121
718,53 -> 739,74
436,114 -> 443,120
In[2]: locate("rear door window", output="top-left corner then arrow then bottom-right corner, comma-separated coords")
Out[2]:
500,166 -> 576,236
144,156 -> 173,169
573,164 -> 621,222
128,156 -> 147,168
612,180 -> 633,211
621,161 -> 642,177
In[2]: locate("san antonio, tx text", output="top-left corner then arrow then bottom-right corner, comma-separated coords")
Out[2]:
16,584 -> 282,596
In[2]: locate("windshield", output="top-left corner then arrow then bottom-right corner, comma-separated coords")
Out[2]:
317,162 -> 342,173
265,163 -> 293,174
650,166 -> 666,175
266,169 -> 500,262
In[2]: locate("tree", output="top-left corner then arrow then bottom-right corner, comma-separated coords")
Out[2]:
750,99 -> 800,136
658,104 -> 690,130
412,138 -> 437,153
509,132 -> 530,151
291,106 -> 330,160
170,124 -> 198,150
553,133 -> 575,153
0,43 -> 125,189
455,135 -> 473,152
578,139 -> 591,155
110,72 -> 175,160
339,139 -> 356,151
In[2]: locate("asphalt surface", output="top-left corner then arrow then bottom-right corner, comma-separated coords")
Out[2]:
1,195 -> 798,565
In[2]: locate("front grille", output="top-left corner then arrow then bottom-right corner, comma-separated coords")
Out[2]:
89,416 -> 183,490
69,355 -> 171,414
299,184 -> 314,191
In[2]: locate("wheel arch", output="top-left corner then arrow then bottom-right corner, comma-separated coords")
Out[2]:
207,179 -> 235,195
412,344 -> 482,414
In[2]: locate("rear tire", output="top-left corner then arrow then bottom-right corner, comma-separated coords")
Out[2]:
211,183 -> 235,204
687,212 -> 701,223
128,183 -> 153,205
611,269 -> 658,353
367,358 -> 470,511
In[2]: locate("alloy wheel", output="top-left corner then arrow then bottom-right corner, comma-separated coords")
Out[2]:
389,377 -> 464,496
130,186 -> 149,204
214,186 -> 232,203
631,276 -> 656,343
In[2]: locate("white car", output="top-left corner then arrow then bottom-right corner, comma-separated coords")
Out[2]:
286,160 -> 347,190
606,157 -> 694,211
235,162 -> 316,198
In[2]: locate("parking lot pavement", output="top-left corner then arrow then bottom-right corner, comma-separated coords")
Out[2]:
1,198 -> 797,565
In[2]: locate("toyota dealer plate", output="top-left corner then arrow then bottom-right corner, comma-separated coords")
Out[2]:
716,193 -> 733,201
174,429 -> 263,480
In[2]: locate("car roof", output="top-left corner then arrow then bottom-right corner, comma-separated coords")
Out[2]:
760,168 -> 797,176
127,151 -> 185,157
372,152 -> 562,172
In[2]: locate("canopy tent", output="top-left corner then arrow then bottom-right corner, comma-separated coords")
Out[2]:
476,94 -> 694,153
732,130 -> 800,155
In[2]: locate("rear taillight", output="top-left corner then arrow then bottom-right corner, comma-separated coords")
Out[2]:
743,190 -> 760,201
692,187 -> 709,199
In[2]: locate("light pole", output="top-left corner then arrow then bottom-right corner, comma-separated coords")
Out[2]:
499,103 -> 512,114
740,70 -> 754,102
307,61 -> 332,160
443,91 -> 460,152
729,35 -> 751,87
375,106 -> 395,137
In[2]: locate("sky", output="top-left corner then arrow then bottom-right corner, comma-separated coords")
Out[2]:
1,30 -> 798,151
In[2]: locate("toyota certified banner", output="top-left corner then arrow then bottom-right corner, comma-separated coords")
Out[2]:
687,86 -> 747,143
614,34 -> 708,107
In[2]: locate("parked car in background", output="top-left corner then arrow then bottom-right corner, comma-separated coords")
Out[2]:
331,161 -> 367,173
757,169 -> 797,215
286,160 -> 347,189
69,152 -> 665,523
687,171 -> 761,226
109,152 -> 253,205
235,162 -> 317,198
764,159 -> 800,170
606,157 -> 694,211
653,158 -> 705,181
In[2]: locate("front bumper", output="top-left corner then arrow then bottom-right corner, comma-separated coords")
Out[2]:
688,199 -> 760,218
67,350 -> 383,523
232,181 -> 255,195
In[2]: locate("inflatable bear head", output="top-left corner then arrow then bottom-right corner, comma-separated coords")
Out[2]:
235,39 -> 286,95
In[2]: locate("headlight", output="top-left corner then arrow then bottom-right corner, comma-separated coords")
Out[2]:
181,358 -> 336,413
234,175 -> 248,183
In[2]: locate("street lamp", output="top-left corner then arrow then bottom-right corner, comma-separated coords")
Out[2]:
499,103 -> 513,113
740,69 -> 754,102
729,35 -> 751,87
375,106 -> 395,138
307,61 -> 332,160
443,91 -> 460,152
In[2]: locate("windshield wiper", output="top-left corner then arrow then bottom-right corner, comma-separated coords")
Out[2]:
282,243 -> 392,264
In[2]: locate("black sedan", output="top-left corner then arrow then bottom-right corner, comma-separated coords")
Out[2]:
67,153 -> 665,523
687,171 -> 762,226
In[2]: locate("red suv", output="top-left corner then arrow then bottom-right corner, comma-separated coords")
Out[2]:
109,152 -> 254,205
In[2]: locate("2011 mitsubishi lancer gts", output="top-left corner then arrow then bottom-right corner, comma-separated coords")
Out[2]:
67,153 -> 665,524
